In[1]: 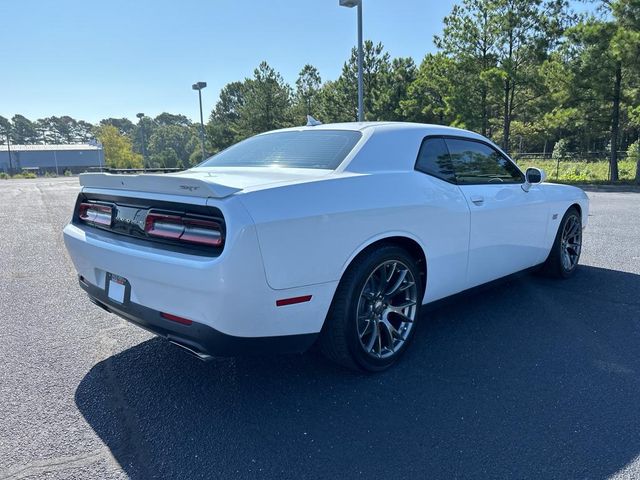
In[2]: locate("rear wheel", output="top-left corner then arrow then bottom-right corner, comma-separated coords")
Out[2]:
541,207 -> 582,278
319,245 -> 423,371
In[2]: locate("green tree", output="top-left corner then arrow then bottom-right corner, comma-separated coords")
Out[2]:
295,64 -> 322,120
205,63 -> 293,153
155,113 -> 192,128
238,61 -> 293,135
99,118 -> 135,136
11,115 -> 39,144
402,53 -> 455,125
147,124 -> 195,168
0,116 -> 11,144
75,120 -> 96,142
315,80 -> 353,123
435,0 -> 501,135
206,81 -> 246,152
96,125 -> 143,169
435,0 -> 569,151
334,41 -> 392,121
375,57 -> 417,121
131,115 -> 156,159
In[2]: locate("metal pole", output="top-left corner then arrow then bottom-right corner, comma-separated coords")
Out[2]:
98,142 -> 103,170
6,132 -> 13,174
53,149 -> 59,176
357,1 -> 364,122
141,125 -> 146,171
198,89 -> 206,161
136,113 -> 146,171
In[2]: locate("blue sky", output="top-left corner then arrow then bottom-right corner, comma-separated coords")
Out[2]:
0,0 -> 591,124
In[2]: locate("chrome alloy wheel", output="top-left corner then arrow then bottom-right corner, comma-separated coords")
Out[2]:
561,213 -> 582,271
356,260 -> 418,359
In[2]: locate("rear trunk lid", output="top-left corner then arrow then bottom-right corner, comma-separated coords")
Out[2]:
79,167 -> 333,198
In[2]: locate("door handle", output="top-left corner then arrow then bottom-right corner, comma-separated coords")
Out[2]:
469,195 -> 484,206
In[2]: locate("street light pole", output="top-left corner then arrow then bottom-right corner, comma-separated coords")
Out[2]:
136,113 -> 146,171
340,0 -> 364,122
5,130 -> 13,174
192,81 -> 207,162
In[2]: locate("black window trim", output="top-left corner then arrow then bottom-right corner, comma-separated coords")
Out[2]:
414,134 -> 525,186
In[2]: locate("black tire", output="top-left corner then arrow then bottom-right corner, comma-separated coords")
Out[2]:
540,206 -> 582,279
319,245 -> 423,372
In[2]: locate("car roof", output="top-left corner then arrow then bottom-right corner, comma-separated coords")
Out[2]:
266,121 -> 485,139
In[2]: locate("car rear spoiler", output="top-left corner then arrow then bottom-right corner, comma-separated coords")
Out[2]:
78,173 -> 241,198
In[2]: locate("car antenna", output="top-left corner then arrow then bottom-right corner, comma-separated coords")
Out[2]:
306,115 -> 322,127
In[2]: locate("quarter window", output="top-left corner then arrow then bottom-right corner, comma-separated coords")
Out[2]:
445,139 -> 523,185
415,137 -> 456,183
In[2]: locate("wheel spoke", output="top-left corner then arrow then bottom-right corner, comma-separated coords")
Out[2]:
383,318 -> 404,341
360,318 -> 373,339
376,269 -> 387,295
398,280 -> 415,292
385,269 -> 408,296
375,323 -> 383,355
388,300 -> 417,312
364,323 -> 378,352
390,310 -> 414,323
385,262 -> 397,284
568,223 -> 579,238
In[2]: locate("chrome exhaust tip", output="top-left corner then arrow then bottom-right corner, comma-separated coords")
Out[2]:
169,339 -> 213,361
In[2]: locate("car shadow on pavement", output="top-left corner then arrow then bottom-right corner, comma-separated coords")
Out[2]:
75,265 -> 640,479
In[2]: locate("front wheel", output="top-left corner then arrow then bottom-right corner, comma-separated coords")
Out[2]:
540,206 -> 582,278
319,245 -> 423,371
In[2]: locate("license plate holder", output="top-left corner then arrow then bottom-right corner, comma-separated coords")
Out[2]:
106,273 -> 130,304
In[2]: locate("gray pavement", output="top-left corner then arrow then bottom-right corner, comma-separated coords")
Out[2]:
1,177 -> 639,479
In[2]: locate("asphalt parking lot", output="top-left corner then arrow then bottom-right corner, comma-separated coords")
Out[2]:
1,177 -> 639,479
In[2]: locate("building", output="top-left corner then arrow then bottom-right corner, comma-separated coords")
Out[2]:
0,144 -> 104,174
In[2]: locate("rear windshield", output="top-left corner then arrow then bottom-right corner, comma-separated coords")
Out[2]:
199,130 -> 362,170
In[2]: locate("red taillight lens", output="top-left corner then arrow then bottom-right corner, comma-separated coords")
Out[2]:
78,202 -> 113,227
161,312 -> 193,326
144,213 -> 184,239
145,212 -> 223,247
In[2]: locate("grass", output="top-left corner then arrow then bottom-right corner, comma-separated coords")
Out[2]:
516,159 -> 638,183
0,172 -> 37,179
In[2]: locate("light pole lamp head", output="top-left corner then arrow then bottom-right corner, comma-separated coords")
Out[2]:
339,0 -> 360,7
192,82 -> 207,91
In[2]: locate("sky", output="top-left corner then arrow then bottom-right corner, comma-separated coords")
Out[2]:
0,0 -> 593,125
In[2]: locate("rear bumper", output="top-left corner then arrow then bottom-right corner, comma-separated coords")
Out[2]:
80,276 -> 317,358
63,218 -> 337,339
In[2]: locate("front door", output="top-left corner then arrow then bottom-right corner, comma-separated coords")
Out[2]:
445,138 -> 549,288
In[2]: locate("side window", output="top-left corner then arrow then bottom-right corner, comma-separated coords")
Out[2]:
415,137 -> 456,183
445,139 -> 523,185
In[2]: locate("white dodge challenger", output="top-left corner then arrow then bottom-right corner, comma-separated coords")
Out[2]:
63,122 -> 588,371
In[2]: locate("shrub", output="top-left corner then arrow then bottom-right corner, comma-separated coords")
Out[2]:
628,140 -> 640,164
552,139 -> 569,161
64,169 -> 73,176
0,172 -> 8,180
14,172 -> 37,179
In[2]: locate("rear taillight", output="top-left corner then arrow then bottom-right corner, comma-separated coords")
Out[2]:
145,212 -> 223,247
78,202 -> 113,227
